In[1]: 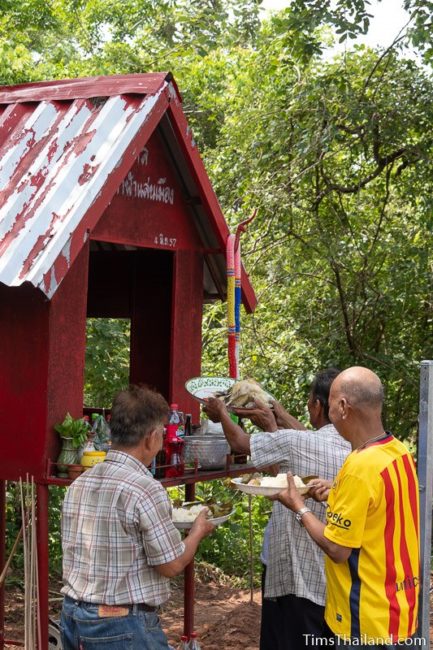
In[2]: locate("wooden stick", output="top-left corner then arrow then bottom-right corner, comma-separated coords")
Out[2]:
19,479 -> 29,648
0,524 -> 23,587
248,494 -> 254,604
32,478 -> 42,650
30,478 -> 35,649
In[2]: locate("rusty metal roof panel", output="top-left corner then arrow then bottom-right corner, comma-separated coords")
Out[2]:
0,79 -> 169,297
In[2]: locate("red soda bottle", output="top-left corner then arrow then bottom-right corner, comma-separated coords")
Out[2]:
165,404 -> 184,478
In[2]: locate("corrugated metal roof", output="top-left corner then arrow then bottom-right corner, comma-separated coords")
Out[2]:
0,73 -> 257,310
0,74 -> 171,298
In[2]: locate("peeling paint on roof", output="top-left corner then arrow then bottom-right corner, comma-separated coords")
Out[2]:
0,75 -> 168,297
0,73 -> 257,311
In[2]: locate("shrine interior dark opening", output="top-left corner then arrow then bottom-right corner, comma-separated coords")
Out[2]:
86,243 -> 174,403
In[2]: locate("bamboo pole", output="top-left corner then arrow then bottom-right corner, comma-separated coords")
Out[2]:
19,479 -> 29,648
0,525 -> 23,588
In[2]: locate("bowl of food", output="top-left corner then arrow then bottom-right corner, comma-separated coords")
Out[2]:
183,435 -> 230,470
171,501 -> 234,529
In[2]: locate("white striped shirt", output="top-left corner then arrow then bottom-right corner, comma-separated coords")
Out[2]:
251,424 -> 351,604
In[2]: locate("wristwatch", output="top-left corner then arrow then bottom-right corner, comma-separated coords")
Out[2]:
295,507 -> 312,526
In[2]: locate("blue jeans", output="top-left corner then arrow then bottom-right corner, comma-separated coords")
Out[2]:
60,595 -> 171,649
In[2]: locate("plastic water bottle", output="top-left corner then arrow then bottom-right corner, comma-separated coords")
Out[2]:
177,635 -> 189,649
166,404 -> 182,441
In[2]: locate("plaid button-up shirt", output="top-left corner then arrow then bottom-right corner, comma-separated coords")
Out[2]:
61,450 -> 185,607
251,424 -> 351,604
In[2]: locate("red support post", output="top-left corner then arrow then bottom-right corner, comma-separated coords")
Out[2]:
0,480 -> 5,650
36,483 -> 49,650
183,483 -> 195,639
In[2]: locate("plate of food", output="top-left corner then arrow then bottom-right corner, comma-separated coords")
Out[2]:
231,473 -> 312,497
185,376 -> 275,410
171,501 -> 234,530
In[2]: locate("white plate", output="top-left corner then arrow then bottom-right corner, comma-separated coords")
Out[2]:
172,508 -> 234,530
231,477 -> 310,497
185,376 -> 276,411
185,376 -> 235,404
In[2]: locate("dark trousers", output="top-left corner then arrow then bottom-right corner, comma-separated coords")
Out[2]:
323,624 -> 400,649
260,566 -> 329,650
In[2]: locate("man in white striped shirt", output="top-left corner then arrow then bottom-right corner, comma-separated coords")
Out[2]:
204,368 -> 351,650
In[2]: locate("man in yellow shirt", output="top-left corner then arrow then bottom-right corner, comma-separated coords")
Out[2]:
277,366 -> 420,648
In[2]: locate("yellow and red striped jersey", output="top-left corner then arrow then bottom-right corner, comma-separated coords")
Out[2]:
324,434 -> 419,643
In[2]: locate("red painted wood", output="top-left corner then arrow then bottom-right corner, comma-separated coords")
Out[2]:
45,243 -> 90,465
92,129 -> 203,252
0,480 -> 5,650
44,463 -> 257,487
0,73 -> 174,104
0,284 -> 49,480
169,250 -> 203,421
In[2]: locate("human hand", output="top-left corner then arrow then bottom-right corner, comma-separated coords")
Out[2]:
263,463 -> 280,477
272,400 -> 292,429
275,472 -> 305,512
202,397 -> 228,423
190,508 -> 216,538
233,399 -> 277,432
307,478 -> 332,502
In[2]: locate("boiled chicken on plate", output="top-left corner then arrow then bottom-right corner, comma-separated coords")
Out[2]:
216,378 -> 271,408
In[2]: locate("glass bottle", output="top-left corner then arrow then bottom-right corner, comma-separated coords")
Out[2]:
184,414 -> 192,437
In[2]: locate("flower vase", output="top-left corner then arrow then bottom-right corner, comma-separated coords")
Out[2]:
57,438 -> 79,477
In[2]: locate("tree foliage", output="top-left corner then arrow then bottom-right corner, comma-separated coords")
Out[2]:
198,14 -> 433,439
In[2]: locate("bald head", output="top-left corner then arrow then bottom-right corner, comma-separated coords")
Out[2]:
332,366 -> 384,411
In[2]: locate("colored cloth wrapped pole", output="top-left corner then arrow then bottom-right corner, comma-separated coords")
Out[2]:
234,238 -> 241,378
226,234 -> 241,379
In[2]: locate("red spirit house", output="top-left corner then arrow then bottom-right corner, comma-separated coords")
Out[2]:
0,73 -> 256,648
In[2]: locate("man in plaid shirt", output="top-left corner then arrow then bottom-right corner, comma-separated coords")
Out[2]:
60,385 -> 215,649
204,369 -> 351,650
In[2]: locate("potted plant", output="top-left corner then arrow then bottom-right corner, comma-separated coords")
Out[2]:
55,413 -> 90,477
